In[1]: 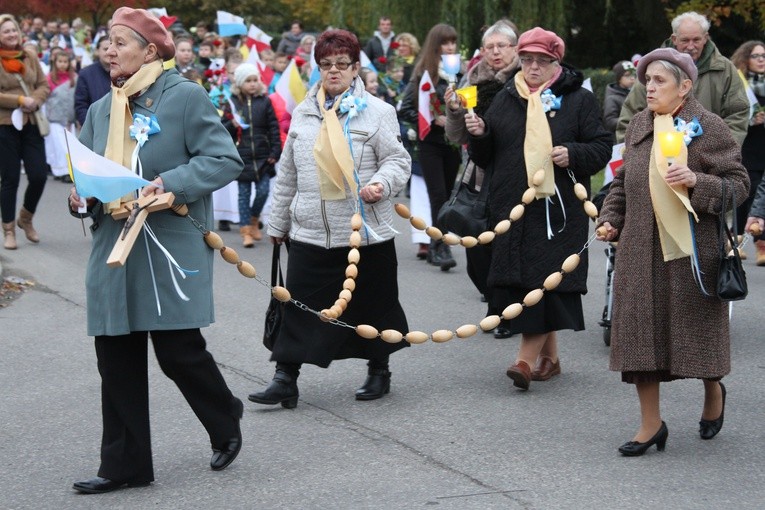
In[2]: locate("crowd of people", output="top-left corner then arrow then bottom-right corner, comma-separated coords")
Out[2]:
2,5 -> 765,494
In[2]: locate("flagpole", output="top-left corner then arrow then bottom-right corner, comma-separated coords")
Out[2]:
63,131 -> 87,236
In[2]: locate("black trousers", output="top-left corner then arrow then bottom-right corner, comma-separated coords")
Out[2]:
94,329 -> 239,482
418,141 -> 461,231
0,124 -> 47,223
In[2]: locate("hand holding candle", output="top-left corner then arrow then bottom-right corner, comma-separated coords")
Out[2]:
657,131 -> 684,165
441,54 -> 461,86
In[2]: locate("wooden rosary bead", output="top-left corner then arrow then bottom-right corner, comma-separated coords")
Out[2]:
334,298 -> 348,311
381,329 -> 403,344
543,272 -> 563,291
479,315 -> 501,331
523,288 -> 544,307
351,213 -> 363,231
220,246 -> 240,264
460,236 -> 478,248
456,324 -> 478,338
272,286 -> 291,302
502,303 -> 524,320
573,182 -> 588,201
349,231 -> 362,248
583,200 -> 598,219
339,289 -> 352,302
343,278 -> 356,291
426,226 -> 443,240
404,331 -> 429,344
345,264 -> 358,279
432,330 -> 454,343
356,324 -> 379,339
532,169 -> 546,186
204,230 -> 225,249
348,248 -> 360,265
236,261 -> 256,278
394,203 -> 411,219
478,231 -> 495,244
561,254 -> 580,273
521,187 -> 536,205
443,233 -> 461,245
494,219 -> 511,235
410,216 -> 427,230
509,204 -> 525,222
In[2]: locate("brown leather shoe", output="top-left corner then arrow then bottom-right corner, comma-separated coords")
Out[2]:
506,360 -> 531,390
531,356 -> 561,381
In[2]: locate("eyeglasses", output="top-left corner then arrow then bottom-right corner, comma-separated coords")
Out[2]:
318,60 -> 353,71
484,42 -> 514,52
519,56 -> 557,67
749,53 -> 765,60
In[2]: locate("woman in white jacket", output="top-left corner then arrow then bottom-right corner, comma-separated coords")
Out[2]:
248,29 -> 412,408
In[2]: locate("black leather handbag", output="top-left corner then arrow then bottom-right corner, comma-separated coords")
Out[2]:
716,182 -> 748,301
263,243 -> 286,350
436,161 -> 490,237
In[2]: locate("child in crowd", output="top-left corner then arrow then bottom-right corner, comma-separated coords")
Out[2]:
45,48 -> 77,181
259,48 -> 275,69
197,41 -> 214,69
359,67 -> 384,100
209,49 -> 242,109
382,59 -> 406,106
220,64 -> 282,247
268,52 -> 289,94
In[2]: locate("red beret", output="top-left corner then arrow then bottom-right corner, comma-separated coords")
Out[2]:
517,27 -> 565,62
111,7 -> 176,60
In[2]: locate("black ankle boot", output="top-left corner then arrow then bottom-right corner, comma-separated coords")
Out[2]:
355,368 -> 391,401
436,241 -> 456,271
248,366 -> 299,409
426,240 -> 442,266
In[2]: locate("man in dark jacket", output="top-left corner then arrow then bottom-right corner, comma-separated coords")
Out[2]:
364,17 -> 395,70
75,35 -> 111,126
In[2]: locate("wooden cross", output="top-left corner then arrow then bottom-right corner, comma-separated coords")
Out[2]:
106,192 -> 177,267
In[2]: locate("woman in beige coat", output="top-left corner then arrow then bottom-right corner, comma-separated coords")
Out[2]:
597,48 -> 749,456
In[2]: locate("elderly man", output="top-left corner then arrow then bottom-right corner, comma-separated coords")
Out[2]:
616,11 -> 749,145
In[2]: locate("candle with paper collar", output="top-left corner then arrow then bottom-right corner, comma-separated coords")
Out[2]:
657,131 -> 684,165
441,54 -> 461,84
455,85 -> 477,115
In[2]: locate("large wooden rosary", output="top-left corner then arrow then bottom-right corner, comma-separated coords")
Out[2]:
200,170 -> 601,345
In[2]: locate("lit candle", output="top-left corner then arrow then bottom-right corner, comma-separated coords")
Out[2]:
441,54 -> 461,85
657,131 -> 684,165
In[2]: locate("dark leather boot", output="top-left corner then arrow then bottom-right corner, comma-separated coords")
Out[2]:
355,368 -> 391,401
426,240 -> 442,266
437,241 -> 456,271
248,366 -> 299,409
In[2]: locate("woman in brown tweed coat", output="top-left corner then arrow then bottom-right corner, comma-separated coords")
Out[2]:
597,48 -> 749,456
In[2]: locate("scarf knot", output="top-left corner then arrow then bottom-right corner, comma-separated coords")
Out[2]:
0,49 -> 25,74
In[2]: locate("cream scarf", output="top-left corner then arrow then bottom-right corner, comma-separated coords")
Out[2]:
103,60 -> 164,213
649,113 -> 698,261
314,85 -> 357,200
514,72 -> 555,199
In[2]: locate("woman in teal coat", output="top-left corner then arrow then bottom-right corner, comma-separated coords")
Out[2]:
68,8 -> 244,494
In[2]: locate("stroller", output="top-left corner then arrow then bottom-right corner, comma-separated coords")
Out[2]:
593,182 -> 615,346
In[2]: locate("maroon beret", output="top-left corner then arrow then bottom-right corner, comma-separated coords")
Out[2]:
636,47 -> 697,85
111,7 -> 176,60
517,27 -> 565,61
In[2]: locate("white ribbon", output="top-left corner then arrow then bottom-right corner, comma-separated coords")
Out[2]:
544,182 -> 567,240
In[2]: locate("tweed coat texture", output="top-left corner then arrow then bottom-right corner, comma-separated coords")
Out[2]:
598,97 -> 749,378
267,77 -> 411,249
79,69 -> 243,336
469,65 -> 613,294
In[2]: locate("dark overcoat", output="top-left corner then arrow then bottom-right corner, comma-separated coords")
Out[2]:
469,65 -> 613,293
598,97 -> 749,378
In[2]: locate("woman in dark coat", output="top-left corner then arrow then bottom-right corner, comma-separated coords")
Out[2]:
398,23 -> 462,270
444,20 -> 519,337
597,48 -> 749,455
466,27 -> 612,391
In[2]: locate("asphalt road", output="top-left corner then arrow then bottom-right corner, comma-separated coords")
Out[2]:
1,177 -> 764,509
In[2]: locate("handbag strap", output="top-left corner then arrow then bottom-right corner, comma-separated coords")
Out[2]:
719,180 -> 740,254
270,243 -> 285,287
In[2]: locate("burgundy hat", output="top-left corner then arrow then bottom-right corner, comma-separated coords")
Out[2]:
111,7 -> 176,60
517,27 -> 565,61
636,47 -> 697,85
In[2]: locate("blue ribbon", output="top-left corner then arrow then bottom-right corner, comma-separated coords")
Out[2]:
674,116 -> 703,146
129,113 -> 161,147
541,89 -> 562,113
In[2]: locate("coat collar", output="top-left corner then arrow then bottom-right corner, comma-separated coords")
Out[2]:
629,96 -> 706,146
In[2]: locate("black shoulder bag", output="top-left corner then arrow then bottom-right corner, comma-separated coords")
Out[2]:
436,160 -> 490,237
263,242 -> 287,350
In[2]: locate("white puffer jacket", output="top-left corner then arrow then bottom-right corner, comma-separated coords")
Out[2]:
267,77 -> 411,248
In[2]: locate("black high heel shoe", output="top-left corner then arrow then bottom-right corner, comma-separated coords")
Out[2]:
700,382 -> 726,440
618,421 -> 668,456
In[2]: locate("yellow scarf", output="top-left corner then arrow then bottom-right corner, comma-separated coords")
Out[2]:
313,86 -> 357,200
103,60 -> 164,213
649,114 -> 698,261
514,72 -> 555,199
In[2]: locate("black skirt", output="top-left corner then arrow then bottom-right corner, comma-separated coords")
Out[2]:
492,286 -> 584,336
271,239 -> 409,368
